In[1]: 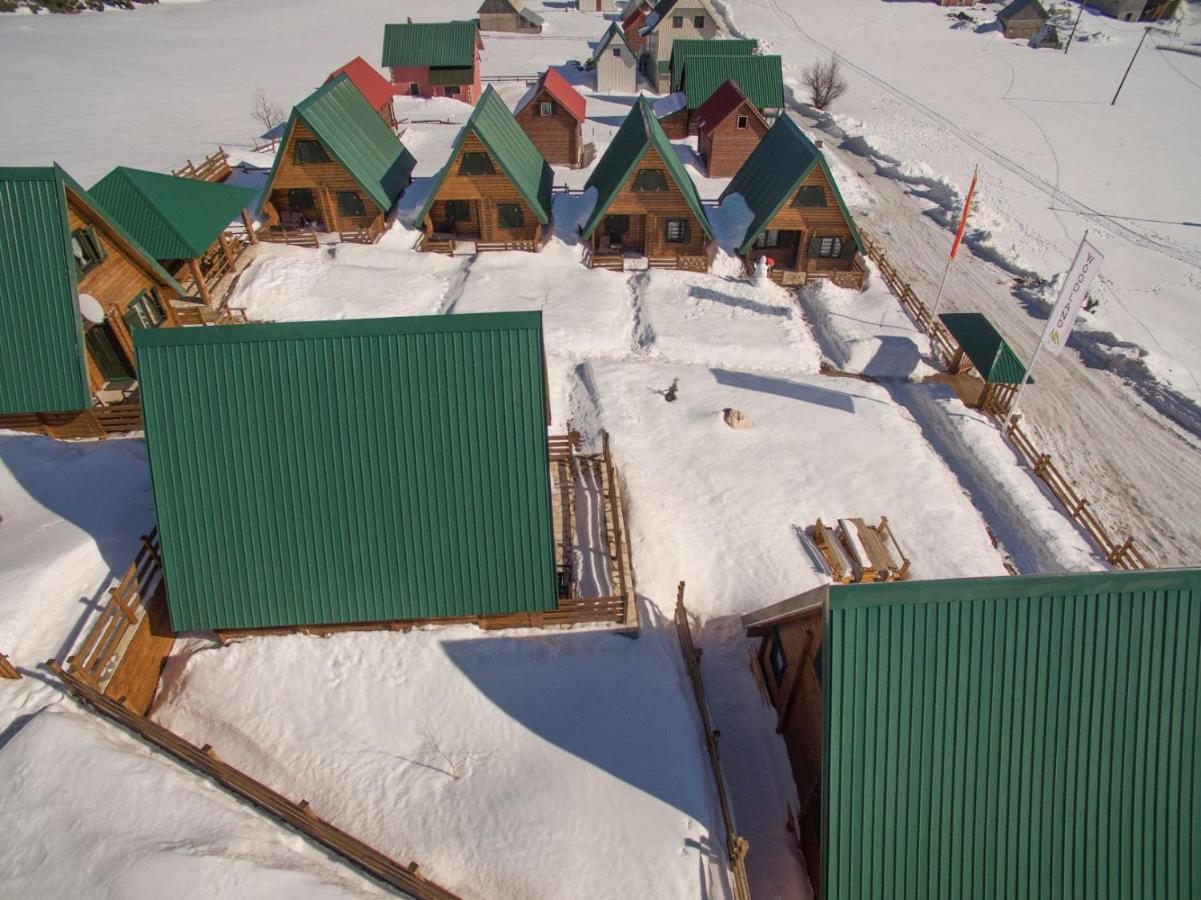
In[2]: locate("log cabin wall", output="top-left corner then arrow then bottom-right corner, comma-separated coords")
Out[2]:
757,613 -> 825,899
594,146 -> 707,258
515,89 -> 580,167
424,132 -> 541,244
268,121 -> 385,232
658,108 -> 689,140
701,101 -> 769,177
754,166 -> 857,275
68,194 -> 181,394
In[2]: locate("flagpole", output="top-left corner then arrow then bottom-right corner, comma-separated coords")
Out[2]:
931,164 -> 978,322
929,253 -> 954,321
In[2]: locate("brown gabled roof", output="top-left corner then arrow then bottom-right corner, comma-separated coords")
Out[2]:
695,80 -> 767,135
327,56 -> 396,112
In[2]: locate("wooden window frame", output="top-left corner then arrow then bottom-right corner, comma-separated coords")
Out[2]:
769,632 -> 788,683
736,114 -> 749,130
632,168 -> 668,192
123,288 -> 164,331
336,191 -> 367,217
539,101 -> 554,117
817,236 -> 843,258
293,140 -> 330,165
755,228 -> 783,249
794,185 -> 828,208
71,225 -> 106,278
497,203 -> 525,229
459,152 -> 496,176
664,218 -> 690,244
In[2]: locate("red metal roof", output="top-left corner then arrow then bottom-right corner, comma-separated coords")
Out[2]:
533,68 -> 587,123
695,79 -> 764,135
327,56 -> 395,112
623,8 -> 646,36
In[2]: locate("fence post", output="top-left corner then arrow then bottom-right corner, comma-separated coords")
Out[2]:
0,651 -> 19,679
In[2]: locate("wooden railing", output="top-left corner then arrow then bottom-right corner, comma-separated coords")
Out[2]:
476,240 -> 537,253
674,583 -> 752,900
417,233 -> 456,255
259,225 -> 320,248
48,662 -> 461,900
173,147 -> 232,183
338,215 -> 385,245
250,136 -> 280,154
175,304 -> 250,327
601,431 -> 630,615
649,256 -> 708,272
860,229 -> 1154,569
91,403 -> 144,435
0,652 -> 18,680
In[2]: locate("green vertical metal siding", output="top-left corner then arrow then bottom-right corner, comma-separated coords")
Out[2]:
134,313 -> 556,632
0,167 -> 91,414
823,570 -> 1201,900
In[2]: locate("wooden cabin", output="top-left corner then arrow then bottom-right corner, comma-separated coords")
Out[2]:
583,0 -> 618,11
668,37 -> 756,92
581,97 -> 712,270
260,74 -> 416,238
514,68 -> 587,167
638,0 -> 720,93
621,1 -> 651,54
720,116 -> 867,289
742,571 -> 1201,900
326,56 -> 398,129
416,86 -> 553,252
0,165 -> 185,438
382,20 -> 484,104
997,0 -> 1049,39
90,167 -> 259,308
593,22 -> 639,95
696,80 -> 769,177
478,0 -> 545,32
668,53 -> 783,137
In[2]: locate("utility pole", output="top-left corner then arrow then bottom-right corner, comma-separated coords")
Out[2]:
1064,0 -> 1088,54
1111,26 -> 1150,106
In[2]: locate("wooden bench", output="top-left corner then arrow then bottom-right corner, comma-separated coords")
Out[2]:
811,516 -> 910,584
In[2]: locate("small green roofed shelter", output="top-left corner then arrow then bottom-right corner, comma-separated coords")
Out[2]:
719,115 -> 866,288
260,74 -> 416,238
939,311 -> 1032,415
669,38 -> 756,92
415,85 -> 552,251
743,568 -> 1201,900
90,166 -> 258,307
134,313 -> 557,632
581,96 -> 712,268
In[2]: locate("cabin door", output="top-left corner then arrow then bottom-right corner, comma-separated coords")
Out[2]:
85,322 -> 135,385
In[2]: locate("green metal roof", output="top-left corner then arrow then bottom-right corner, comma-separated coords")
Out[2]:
939,312 -> 1031,384
719,115 -> 864,255
262,75 -> 416,215
669,38 -> 756,91
822,568 -> 1201,900
382,20 -> 480,68
415,85 -> 553,227
134,312 -> 557,632
90,167 -> 257,261
581,96 -> 712,239
0,166 -> 91,414
681,54 -> 784,111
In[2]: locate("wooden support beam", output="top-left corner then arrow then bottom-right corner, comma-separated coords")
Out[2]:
189,258 -> 213,306
0,651 -> 19,680
241,209 -> 259,245
218,232 -> 236,268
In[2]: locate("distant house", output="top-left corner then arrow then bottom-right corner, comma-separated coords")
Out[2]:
638,0 -> 720,93
668,37 -> 756,92
326,56 -> 399,129
593,22 -> 639,94
580,97 -> 712,269
997,0 -> 1049,40
1088,0 -> 1178,19
666,53 -> 784,137
416,86 -> 553,252
742,569 -> 1201,900
696,80 -> 769,178
621,1 -> 652,54
135,313 -> 561,633
0,165 -> 185,438
720,116 -> 867,289
477,0 -> 545,34
259,75 -> 416,236
514,68 -> 588,167
583,0 -> 618,11
90,167 -> 259,308
382,20 -> 484,104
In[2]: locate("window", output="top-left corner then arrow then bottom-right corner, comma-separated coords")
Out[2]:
604,215 -> 630,238
287,188 -> 315,210
816,236 -> 843,258
337,191 -> 366,217
672,15 -> 683,27
539,101 -> 554,117
794,185 -> 827,208
459,152 -> 496,176
768,633 -> 787,683
122,288 -> 164,331
632,168 -> 667,192
612,47 -> 622,58
293,140 -> 329,164
445,199 -> 472,222
665,218 -> 690,243
444,85 -> 461,97
694,14 -> 705,27
754,228 -> 783,249
497,203 -> 525,229
736,115 -> 749,130
409,83 -> 420,97
70,225 -> 105,278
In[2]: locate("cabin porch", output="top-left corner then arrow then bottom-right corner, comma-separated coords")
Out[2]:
747,230 -> 867,290
170,217 -> 259,307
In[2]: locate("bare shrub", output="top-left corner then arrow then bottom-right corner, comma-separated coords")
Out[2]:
251,88 -> 284,134
803,55 -> 848,111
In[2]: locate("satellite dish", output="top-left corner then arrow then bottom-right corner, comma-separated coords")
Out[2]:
78,293 -> 105,325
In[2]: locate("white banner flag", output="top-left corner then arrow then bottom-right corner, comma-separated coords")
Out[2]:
1041,238 -> 1103,356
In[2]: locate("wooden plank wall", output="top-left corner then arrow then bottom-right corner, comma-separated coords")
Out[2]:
755,167 -> 856,276
701,102 -> 769,178
267,121 -> 384,233
104,585 -> 175,716
423,132 -> 541,244
594,146 -> 707,258
514,90 -> 580,167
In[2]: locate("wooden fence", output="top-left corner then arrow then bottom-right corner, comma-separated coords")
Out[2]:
339,215 -> 386,245
0,651 -> 18,680
175,304 -> 250,327
674,584 -> 752,900
48,662 -> 461,900
860,229 -> 1154,569
259,225 -> 321,248
476,240 -> 538,253
173,147 -> 232,183
0,405 -> 143,439
416,233 -> 456,255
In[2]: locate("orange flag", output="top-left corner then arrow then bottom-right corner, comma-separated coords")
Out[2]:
949,166 -> 978,260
